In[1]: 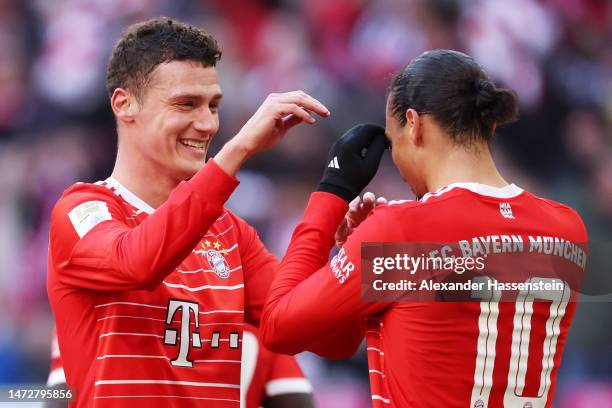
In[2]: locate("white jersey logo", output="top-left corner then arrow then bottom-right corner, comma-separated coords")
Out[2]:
68,201 -> 112,238
499,202 -> 515,219
328,156 -> 340,169
164,300 -> 201,367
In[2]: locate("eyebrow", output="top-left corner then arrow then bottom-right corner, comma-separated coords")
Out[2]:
167,92 -> 223,102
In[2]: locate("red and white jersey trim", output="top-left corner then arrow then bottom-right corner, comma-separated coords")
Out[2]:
104,177 -> 155,214
420,182 -> 524,202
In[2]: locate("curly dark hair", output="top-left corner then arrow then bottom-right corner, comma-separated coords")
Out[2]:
106,17 -> 221,101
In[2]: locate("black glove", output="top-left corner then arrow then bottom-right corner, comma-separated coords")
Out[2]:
317,123 -> 387,203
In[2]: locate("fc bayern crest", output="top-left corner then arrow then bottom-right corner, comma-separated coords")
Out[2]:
201,240 -> 231,279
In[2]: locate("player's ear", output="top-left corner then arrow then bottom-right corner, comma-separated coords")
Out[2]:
405,108 -> 422,147
111,88 -> 138,124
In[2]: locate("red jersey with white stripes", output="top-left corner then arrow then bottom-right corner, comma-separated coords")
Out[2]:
261,184 -> 588,408
47,160 -> 278,407
48,326 -> 312,408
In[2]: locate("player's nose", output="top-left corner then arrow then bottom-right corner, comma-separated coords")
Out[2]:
193,110 -> 218,134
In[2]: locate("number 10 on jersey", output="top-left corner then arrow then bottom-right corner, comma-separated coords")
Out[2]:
470,277 -> 570,408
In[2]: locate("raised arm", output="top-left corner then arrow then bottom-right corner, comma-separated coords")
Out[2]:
49,91 -> 330,292
260,124 -> 390,358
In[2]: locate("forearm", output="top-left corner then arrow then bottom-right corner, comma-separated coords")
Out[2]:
260,193 -> 348,352
213,139 -> 252,177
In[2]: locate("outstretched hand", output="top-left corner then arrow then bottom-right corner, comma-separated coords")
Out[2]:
233,91 -> 330,155
215,91 -> 329,176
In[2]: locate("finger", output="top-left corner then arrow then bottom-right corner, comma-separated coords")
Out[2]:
335,218 -> 351,248
362,192 -> 375,205
291,91 -> 330,117
282,114 -> 305,129
360,196 -> 375,215
275,91 -> 330,118
361,198 -> 375,214
348,196 -> 361,213
334,218 -> 348,238
376,197 -> 388,205
347,199 -> 374,229
279,103 -> 315,124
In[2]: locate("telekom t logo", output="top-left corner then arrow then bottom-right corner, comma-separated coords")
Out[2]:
164,299 -> 201,367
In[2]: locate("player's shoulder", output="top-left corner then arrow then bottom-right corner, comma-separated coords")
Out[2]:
222,208 -> 242,224
522,191 -> 587,239
222,208 -> 260,234
523,190 -> 577,212
376,185 -> 477,214
366,192 -> 453,220
364,199 -> 418,222
351,199 -> 420,240
52,181 -> 124,219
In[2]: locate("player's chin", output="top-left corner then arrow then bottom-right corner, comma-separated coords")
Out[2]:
175,157 -> 206,181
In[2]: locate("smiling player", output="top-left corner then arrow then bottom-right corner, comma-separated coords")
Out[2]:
47,17 -> 336,407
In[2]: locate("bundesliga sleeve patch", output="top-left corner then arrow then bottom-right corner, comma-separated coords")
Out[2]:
68,200 -> 112,238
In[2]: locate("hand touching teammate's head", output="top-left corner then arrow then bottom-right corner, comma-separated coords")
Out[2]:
385,49 -> 520,196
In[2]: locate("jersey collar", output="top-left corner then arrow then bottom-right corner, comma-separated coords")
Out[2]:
105,177 -> 155,214
420,182 -> 524,202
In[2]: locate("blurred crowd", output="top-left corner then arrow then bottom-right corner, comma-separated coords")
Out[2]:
0,0 -> 610,406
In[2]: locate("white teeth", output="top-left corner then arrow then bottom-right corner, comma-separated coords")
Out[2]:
179,140 -> 206,149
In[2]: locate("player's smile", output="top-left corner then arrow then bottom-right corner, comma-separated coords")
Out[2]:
178,138 -> 208,150
177,137 -> 211,159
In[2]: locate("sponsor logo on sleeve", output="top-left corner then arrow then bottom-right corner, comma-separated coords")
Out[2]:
330,247 -> 355,284
67,201 -> 112,238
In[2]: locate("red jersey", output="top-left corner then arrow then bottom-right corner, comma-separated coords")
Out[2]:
261,183 -> 588,408
241,325 -> 311,408
47,326 -> 312,408
47,160 -> 278,407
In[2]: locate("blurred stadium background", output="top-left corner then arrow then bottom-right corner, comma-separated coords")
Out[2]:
0,0 -> 610,406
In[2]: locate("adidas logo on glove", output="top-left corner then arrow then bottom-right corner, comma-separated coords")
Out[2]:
328,156 -> 340,169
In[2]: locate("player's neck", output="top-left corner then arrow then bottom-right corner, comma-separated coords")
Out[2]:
110,149 -> 179,209
426,143 -> 508,193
